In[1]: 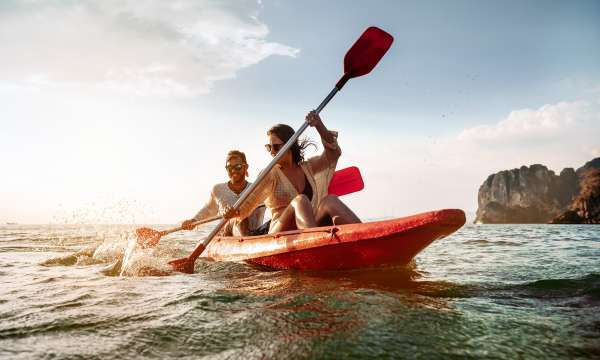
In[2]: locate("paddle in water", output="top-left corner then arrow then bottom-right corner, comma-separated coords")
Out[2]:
168,26 -> 393,273
135,215 -> 221,249
136,166 -> 364,249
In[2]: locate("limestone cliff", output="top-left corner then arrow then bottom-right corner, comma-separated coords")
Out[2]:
475,158 -> 600,223
551,159 -> 600,224
475,164 -> 579,223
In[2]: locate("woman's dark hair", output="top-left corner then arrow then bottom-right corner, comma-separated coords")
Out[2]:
268,124 -> 316,165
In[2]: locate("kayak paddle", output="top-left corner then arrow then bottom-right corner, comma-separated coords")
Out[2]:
135,215 -> 221,249
136,166 -> 363,248
168,26 -> 393,274
328,166 -> 364,196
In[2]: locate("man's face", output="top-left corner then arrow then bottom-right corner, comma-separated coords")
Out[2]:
225,156 -> 247,183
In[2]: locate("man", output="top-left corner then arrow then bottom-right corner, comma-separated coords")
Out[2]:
181,150 -> 265,236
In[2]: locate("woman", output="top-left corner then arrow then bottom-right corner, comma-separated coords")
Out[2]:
226,111 -> 360,233
181,150 -> 265,236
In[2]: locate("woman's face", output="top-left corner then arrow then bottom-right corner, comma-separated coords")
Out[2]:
225,156 -> 247,183
267,133 -> 291,165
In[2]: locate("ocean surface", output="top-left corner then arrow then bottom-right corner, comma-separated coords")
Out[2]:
0,222 -> 598,359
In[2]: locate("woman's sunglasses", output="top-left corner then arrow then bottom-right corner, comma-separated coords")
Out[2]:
225,164 -> 245,172
264,143 -> 284,153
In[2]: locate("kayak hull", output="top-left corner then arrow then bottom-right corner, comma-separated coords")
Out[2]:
202,209 -> 465,271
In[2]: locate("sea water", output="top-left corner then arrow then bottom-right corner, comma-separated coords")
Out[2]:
0,223 -> 598,359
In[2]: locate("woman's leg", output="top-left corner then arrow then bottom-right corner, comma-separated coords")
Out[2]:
222,220 -> 234,236
269,195 -> 317,233
232,218 -> 249,236
315,195 -> 361,226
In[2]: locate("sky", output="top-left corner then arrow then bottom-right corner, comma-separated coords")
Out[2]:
1,0 -> 600,224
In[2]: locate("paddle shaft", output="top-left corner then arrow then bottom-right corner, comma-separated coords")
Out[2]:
156,215 -> 222,238
186,87 -> 340,260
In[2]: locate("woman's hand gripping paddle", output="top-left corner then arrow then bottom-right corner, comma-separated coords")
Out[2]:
168,27 -> 393,274
135,167 -> 364,249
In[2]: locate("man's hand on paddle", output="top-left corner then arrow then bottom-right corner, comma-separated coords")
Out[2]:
181,219 -> 196,231
222,205 -> 240,220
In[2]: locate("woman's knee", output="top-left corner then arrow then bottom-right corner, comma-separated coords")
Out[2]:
291,194 -> 311,207
320,194 -> 340,210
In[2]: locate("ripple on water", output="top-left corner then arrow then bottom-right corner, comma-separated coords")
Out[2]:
0,224 -> 599,359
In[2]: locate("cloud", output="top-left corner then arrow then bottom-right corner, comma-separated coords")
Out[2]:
447,99 -> 600,168
0,0 -> 299,96
381,98 -> 599,172
457,100 -> 598,145
341,97 -> 600,217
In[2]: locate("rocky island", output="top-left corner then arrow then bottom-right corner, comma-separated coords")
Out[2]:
475,158 -> 600,224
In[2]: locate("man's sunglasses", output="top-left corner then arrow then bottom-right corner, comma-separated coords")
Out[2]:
264,143 -> 284,153
225,164 -> 245,172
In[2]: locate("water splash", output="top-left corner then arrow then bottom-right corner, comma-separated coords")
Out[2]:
40,227 -> 180,277
52,198 -> 157,225
118,237 -> 174,277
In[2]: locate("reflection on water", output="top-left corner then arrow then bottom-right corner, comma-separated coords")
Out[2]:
0,224 -> 599,359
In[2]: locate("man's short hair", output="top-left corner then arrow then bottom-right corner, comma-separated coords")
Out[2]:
226,150 -> 247,164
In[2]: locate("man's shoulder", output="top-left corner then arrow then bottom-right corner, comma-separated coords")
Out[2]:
212,182 -> 229,194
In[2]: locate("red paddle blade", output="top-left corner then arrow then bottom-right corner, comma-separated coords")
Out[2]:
336,27 -> 394,90
136,227 -> 161,240
328,166 -> 364,196
168,257 -> 196,274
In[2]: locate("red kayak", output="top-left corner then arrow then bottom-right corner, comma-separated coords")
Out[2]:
201,209 -> 465,270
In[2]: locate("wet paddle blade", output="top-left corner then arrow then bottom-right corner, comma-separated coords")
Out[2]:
135,227 -> 164,248
328,166 -> 364,196
167,257 -> 195,274
336,27 -> 394,90
135,227 -> 161,241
